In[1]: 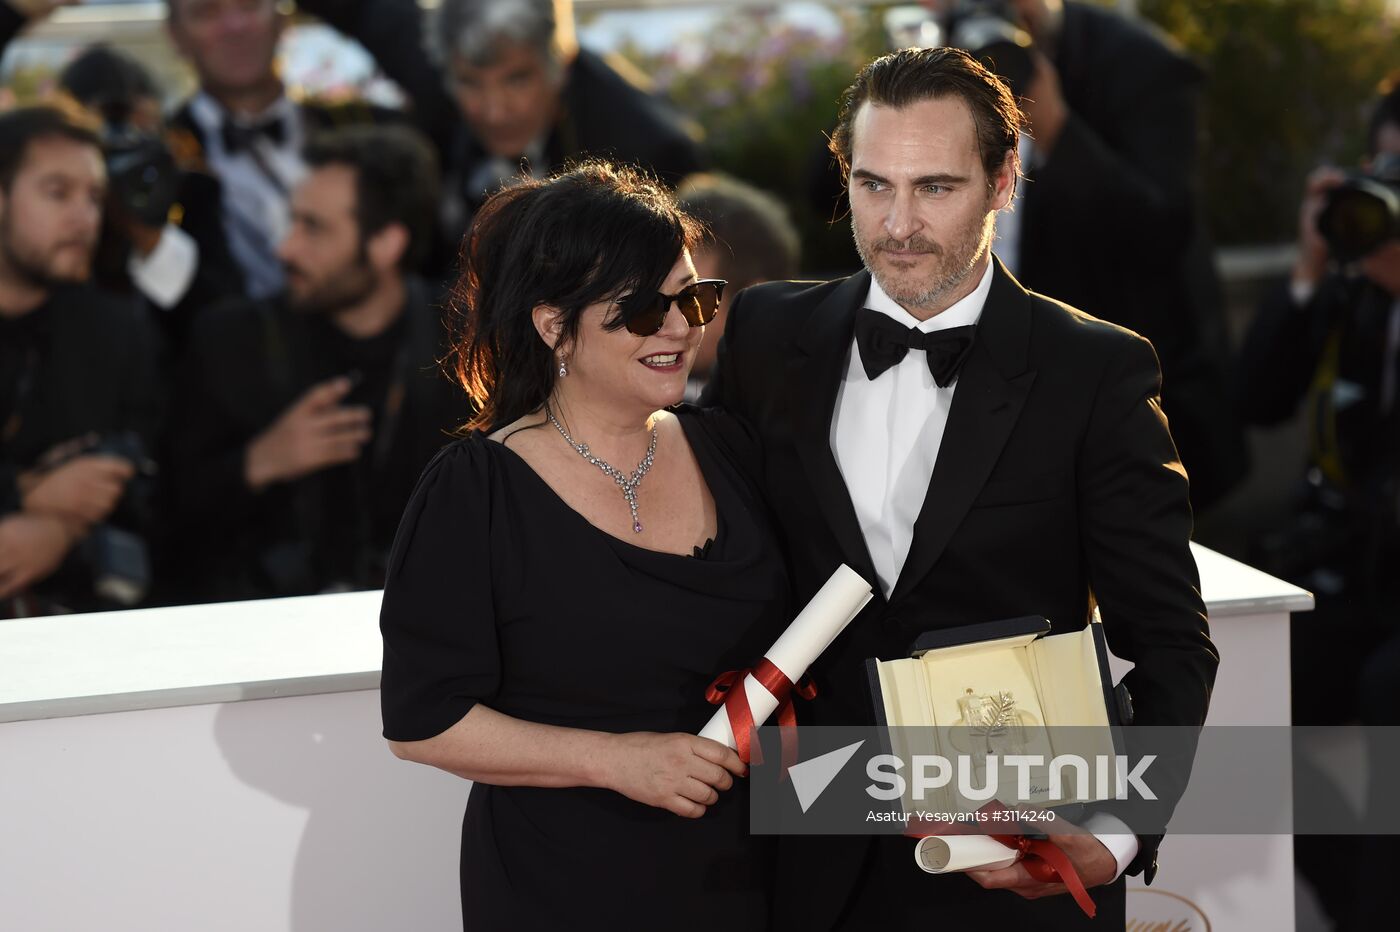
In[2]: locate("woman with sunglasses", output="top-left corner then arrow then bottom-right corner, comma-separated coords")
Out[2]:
378,161 -> 787,929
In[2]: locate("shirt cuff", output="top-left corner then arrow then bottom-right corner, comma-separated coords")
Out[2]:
127,224 -> 199,310
1082,812 -> 1140,881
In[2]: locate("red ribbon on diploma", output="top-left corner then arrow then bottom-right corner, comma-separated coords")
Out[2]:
904,803 -> 1098,919
987,834 -> 1098,919
705,658 -> 817,778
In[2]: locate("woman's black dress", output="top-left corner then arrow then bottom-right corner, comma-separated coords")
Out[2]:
379,407 -> 789,929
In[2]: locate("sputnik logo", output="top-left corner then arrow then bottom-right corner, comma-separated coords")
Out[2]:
787,740 -> 866,813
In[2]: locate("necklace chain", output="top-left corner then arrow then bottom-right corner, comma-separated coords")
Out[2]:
547,410 -> 657,534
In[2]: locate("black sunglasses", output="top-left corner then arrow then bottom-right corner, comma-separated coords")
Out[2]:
622,279 -> 727,337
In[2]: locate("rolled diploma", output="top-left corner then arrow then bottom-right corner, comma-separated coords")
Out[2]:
699,563 -> 873,748
913,835 -> 1021,874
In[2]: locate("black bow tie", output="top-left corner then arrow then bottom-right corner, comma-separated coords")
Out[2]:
221,116 -> 286,153
854,307 -> 976,386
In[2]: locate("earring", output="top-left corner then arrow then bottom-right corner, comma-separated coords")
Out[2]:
558,357 -> 568,378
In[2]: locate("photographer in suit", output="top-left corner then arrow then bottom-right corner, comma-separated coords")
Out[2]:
304,0 -> 706,242
167,125 -> 468,604
0,4 -> 236,345
705,47 -> 1216,929
0,106 -> 163,617
1238,82 -> 1400,931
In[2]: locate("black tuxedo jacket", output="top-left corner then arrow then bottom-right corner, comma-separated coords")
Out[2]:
703,260 -> 1218,929
164,97 -> 408,309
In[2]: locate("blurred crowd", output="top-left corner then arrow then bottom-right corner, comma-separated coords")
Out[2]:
1,1 -> 1396,920
0,0 -> 1397,670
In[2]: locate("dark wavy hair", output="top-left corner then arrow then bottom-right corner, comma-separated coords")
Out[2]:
449,160 -> 703,433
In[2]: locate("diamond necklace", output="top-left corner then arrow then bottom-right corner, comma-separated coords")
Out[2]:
547,410 -> 657,533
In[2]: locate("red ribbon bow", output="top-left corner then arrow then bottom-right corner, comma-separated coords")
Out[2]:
904,804 -> 1098,919
705,657 -> 817,779
988,833 -> 1097,919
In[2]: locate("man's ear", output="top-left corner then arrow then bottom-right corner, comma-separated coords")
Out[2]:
991,149 -> 1018,211
532,303 -> 566,351
365,222 -> 410,274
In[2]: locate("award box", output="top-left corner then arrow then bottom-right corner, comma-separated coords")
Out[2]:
865,615 -> 1130,821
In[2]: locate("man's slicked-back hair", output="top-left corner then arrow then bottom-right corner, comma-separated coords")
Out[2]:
303,124 -> 442,273
0,104 -> 103,193
829,47 -> 1026,190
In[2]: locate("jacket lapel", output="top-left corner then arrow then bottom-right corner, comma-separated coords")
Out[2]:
789,271 -> 881,591
890,259 -> 1038,605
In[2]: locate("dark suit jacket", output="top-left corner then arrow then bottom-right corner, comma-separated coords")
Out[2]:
704,260 -> 1218,929
1017,0 -> 1247,508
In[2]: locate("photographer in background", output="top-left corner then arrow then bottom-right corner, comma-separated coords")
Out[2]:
1,2 -> 246,348
1239,81 -> 1400,931
166,125 -> 468,604
0,105 -> 164,617
56,45 -> 235,348
303,0 -> 707,244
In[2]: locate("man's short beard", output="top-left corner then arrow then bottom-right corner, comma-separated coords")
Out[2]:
285,262 -> 378,315
0,214 -> 91,289
853,208 -> 998,313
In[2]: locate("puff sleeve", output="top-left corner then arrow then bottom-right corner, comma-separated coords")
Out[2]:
379,440 -> 501,741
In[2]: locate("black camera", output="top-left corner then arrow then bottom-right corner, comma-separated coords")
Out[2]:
885,2 -> 1037,98
1317,152 -> 1400,262
54,431 -> 158,608
102,123 -> 183,230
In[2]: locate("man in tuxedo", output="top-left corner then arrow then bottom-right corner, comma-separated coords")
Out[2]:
163,0 -> 403,303
703,47 -> 1217,929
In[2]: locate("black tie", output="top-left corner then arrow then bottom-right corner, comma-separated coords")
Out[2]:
854,307 -> 976,386
221,116 -> 286,154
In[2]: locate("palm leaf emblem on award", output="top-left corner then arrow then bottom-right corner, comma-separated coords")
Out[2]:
950,688 -> 1039,770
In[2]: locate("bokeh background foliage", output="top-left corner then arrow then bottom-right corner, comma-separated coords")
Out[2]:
624,0 -> 1399,257
1139,0 -> 1398,245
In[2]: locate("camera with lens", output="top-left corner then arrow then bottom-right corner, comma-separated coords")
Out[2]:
1317,152 -> 1400,262
58,44 -> 184,231
884,1 -> 1036,97
101,121 -> 183,230
51,431 -> 158,608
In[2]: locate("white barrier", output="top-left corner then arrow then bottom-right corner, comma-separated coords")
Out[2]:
0,544 -> 1311,931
